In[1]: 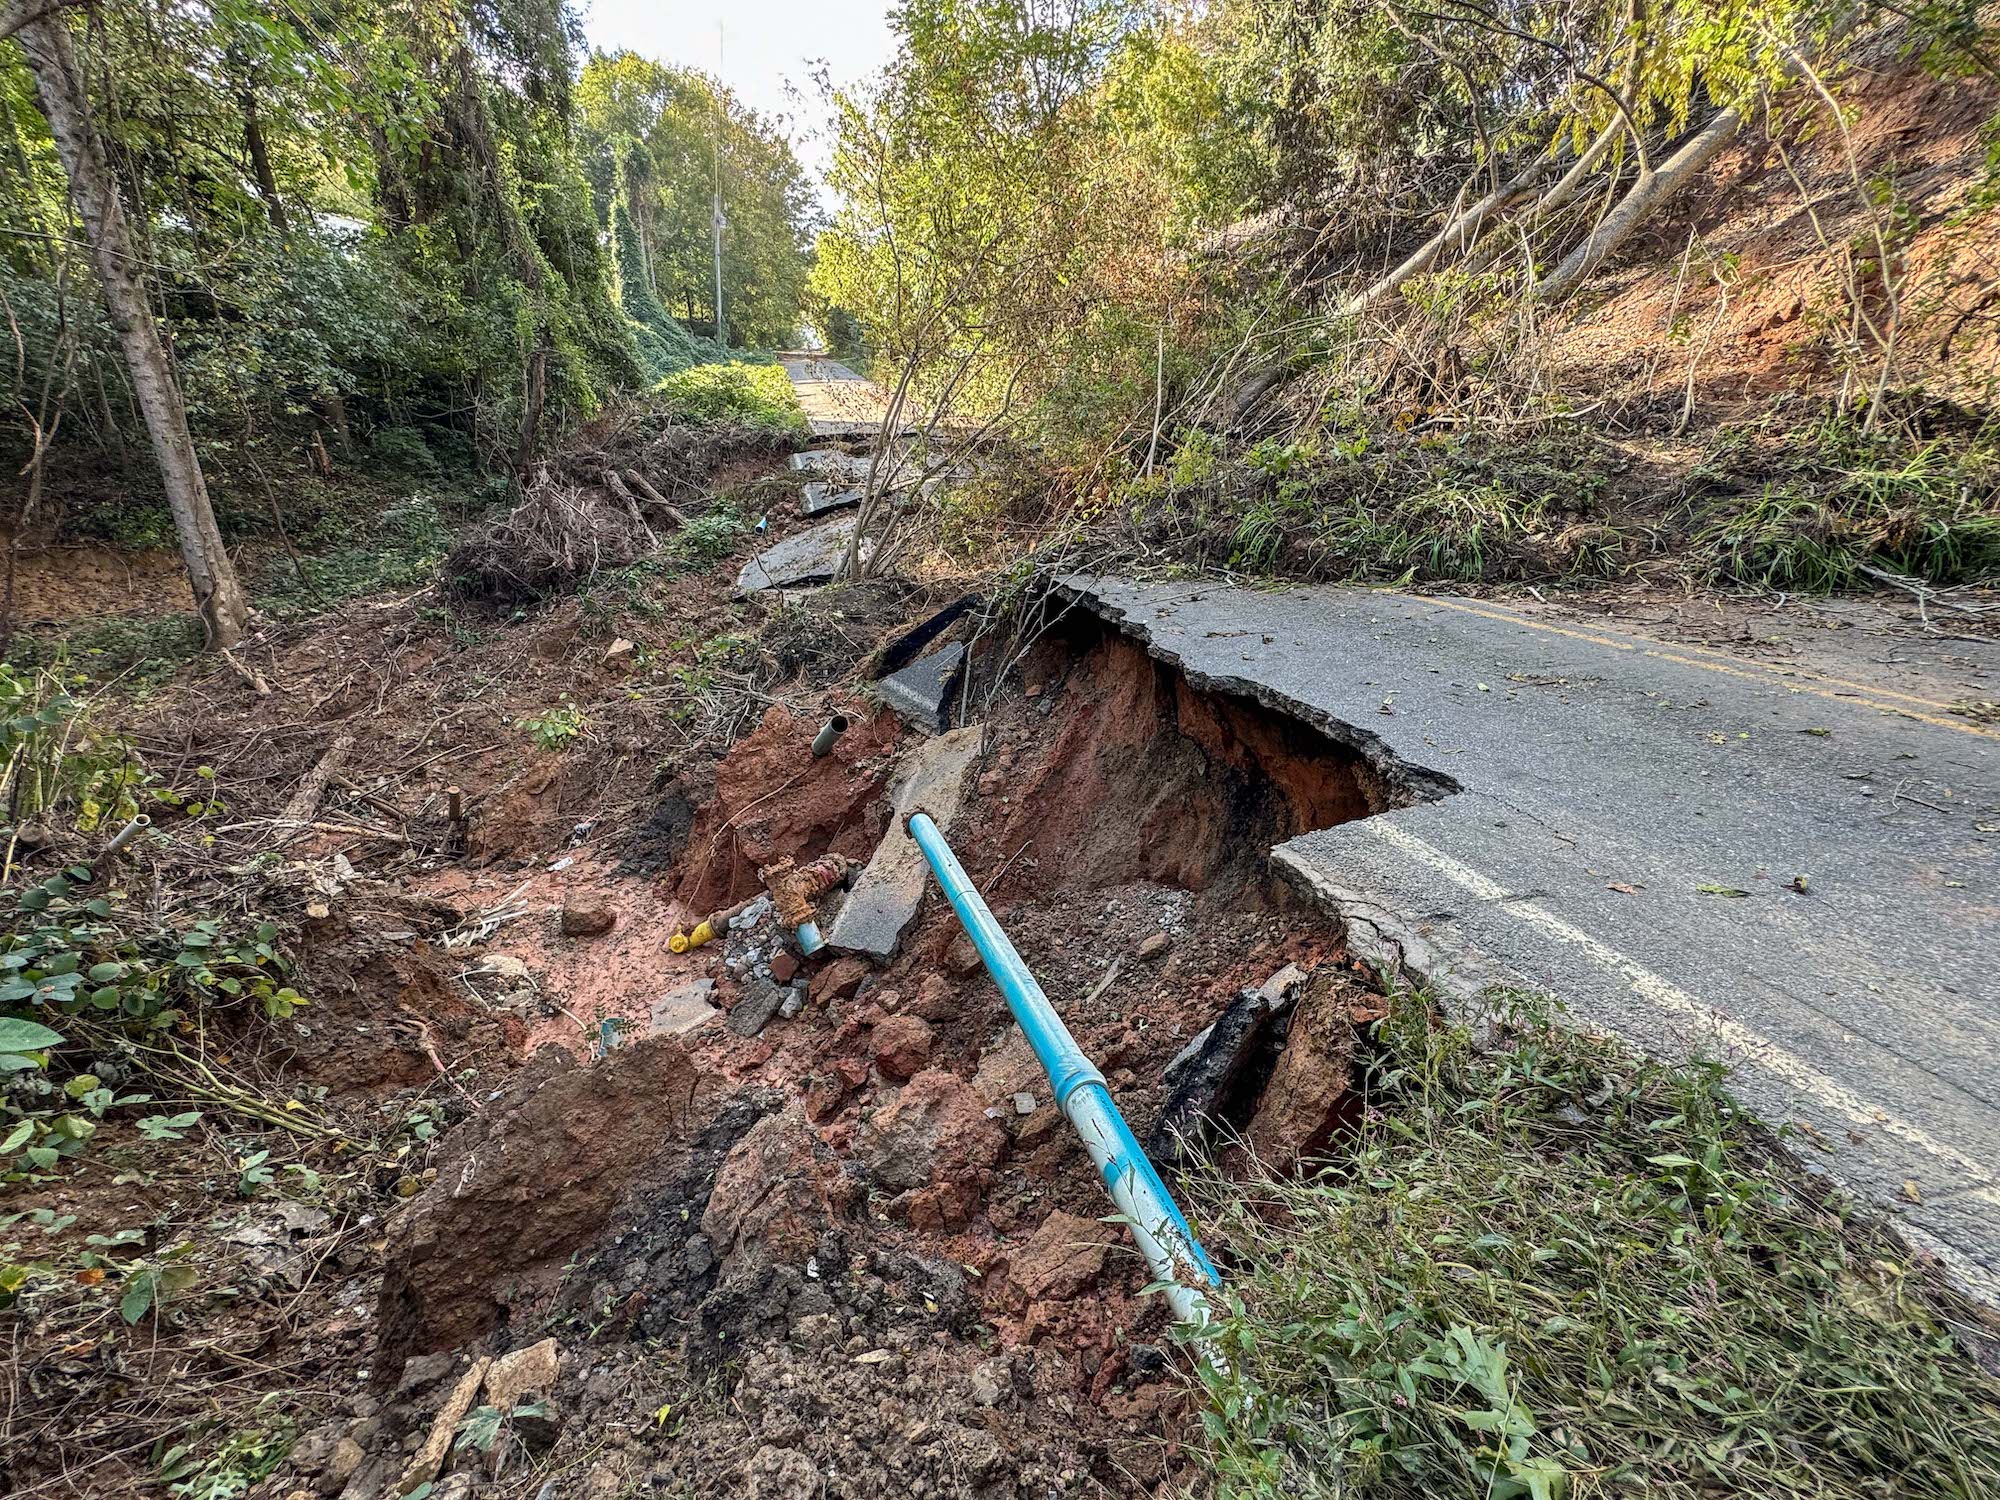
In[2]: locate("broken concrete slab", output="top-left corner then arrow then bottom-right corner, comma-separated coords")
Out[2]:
735,516 -> 871,594
1149,976 -> 1299,1165
826,724 -> 982,960
649,978 -> 718,1036
800,480 -> 864,518
878,641 -> 967,733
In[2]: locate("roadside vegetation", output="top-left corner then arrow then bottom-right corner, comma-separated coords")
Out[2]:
1190,991 -> 2000,1499
811,0 -> 2000,598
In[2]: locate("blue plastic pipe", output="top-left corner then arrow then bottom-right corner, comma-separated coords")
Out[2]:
796,919 -> 826,957
906,812 -> 1220,1325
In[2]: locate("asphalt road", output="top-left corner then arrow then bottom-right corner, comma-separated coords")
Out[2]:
1060,575 -> 2000,1296
777,352 -> 894,438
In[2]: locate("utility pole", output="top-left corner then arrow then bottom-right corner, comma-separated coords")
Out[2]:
711,21 -> 726,347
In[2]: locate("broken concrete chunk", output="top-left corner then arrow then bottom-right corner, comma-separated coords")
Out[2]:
482,1337 -> 560,1411
1150,985 -> 1289,1164
825,724 -> 982,960
649,978 -> 718,1035
788,448 -> 873,481
878,641 -> 967,733
735,516 -> 871,593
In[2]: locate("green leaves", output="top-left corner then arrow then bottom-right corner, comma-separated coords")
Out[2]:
0,1017 -> 64,1057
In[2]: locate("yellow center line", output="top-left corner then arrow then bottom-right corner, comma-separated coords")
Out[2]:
1419,596 -> 1999,741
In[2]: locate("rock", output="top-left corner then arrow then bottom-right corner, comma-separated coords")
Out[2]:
394,1352 -> 456,1397
907,973 -> 960,1022
872,1015 -> 933,1081
951,1425 -> 1006,1479
396,1356 -> 490,1497
826,726 -> 982,960
803,1073 -> 852,1123
475,954 -> 530,983
968,1359 -> 1007,1408
745,1445 -> 818,1500
770,950 -> 799,984
810,956 -> 870,1004
702,1105 -> 829,1272
944,934 -> 982,978
729,979 -> 788,1038
320,1437 -> 365,1496
430,1477 -> 475,1500
1010,1211 -> 1109,1301
856,1070 -> 1006,1193
601,637 -> 636,670
1135,932 -> 1171,961
560,905 -> 616,938
976,770 -> 1004,797
483,1337 -> 560,1410
1012,1092 -> 1036,1116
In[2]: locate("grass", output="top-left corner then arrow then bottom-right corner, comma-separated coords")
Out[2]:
1695,419 -> 2000,591
653,360 -> 807,434
1187,990 -> 2000,1500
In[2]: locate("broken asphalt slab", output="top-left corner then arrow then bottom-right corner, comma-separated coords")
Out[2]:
826,724 -> 983,959
735,516 -> 871,594
1058,573 -> 2000,1299
800,480 -> 864,518
878,642 -> 967,733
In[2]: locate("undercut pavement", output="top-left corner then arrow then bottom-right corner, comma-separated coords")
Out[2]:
1059,574 -> 2000,1298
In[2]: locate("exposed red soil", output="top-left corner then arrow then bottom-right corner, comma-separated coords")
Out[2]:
1542,60 -> 2000,413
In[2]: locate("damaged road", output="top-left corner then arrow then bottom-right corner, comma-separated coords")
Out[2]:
1060,574 -> 2000,1297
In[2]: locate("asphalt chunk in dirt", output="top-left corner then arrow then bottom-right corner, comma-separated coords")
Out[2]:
878,639 -> 968,732
735,514 -> 869,592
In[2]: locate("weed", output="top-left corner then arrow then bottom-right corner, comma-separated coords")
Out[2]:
1695,417 -> 2000,591
153,1399 -> 295,1500
1187,990 -> 2000,1499
517,699 -> 586,751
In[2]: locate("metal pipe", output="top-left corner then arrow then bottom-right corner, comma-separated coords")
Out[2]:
810,715 -> 850,758
905,811 -> 1219,1326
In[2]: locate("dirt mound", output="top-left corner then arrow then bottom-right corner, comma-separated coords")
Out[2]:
673,701 -> 903,913
376,1033 -> 718,1364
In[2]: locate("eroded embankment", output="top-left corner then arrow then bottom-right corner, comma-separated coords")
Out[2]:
341,616 -> 1400,1499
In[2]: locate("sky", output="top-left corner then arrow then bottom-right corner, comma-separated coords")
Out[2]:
577,0 -> 897,193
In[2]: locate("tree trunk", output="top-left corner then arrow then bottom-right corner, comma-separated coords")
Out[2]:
232,52 -> 289,235
1342,153 -> 1554,317
17,11 -> 251,647
1532,105 -> 1744,303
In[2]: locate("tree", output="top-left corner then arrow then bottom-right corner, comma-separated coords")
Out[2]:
9,6 -> 251,647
